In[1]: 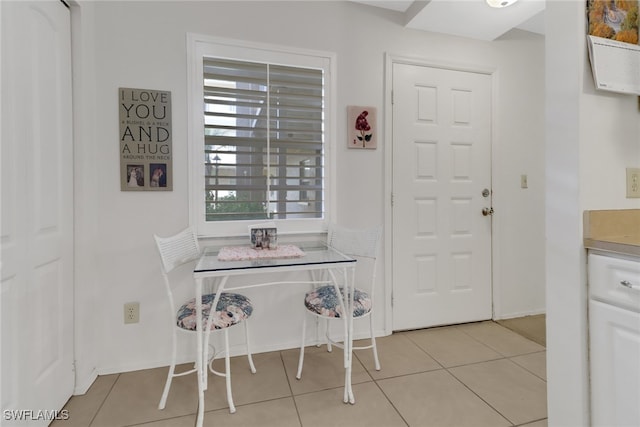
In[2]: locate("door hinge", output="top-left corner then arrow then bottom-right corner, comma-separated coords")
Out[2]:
391,192 -> 394,206
391,90 -> 394,105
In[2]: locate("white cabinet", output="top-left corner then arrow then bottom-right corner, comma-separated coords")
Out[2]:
588,253 -> 640,427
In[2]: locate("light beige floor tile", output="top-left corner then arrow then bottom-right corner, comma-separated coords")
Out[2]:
377,370 -> 510,427
457,321 -> 545,356
354,333 -> 441,379
205,397 -> 301,427
91,365 -> 198,427
130,397 -> 301,427
206,351 -> 291,408
131,413 -> 197,427
519,419 -> 548,427
404,326 -> 502,367
92,352 -> 287,427
497,315 -> 546,347
449,358 -> 547,425
511,351 -> 547,381
281,346 -> 372,395
295,382 -> 406,427
52,374 -> 118,427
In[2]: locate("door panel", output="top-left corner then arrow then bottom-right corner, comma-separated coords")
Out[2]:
1,0 -> 74,421
392,63 -> 492,331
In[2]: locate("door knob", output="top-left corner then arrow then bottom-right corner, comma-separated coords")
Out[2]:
482,207 -> 494,216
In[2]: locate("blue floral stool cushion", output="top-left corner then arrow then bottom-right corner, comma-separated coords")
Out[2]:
177,293 -> 253,331
304,285 -> 372,318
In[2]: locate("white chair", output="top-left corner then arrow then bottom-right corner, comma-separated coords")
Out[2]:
154,227 -> 256,414
296,224 -> 383,379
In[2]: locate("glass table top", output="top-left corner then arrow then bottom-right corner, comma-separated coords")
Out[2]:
194,242 -> 355,274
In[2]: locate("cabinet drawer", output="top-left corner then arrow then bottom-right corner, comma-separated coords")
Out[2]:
589,253 -> 640,312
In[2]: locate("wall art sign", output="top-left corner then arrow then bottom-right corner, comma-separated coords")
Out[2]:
119,87 -> 173,191
348,105 -> 377,149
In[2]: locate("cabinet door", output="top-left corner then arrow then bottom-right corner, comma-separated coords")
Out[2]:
589,299 -> 640,426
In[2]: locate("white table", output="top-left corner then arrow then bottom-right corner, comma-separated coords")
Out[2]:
192,242 -> 357,427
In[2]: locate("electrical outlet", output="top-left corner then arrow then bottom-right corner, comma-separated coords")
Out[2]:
124,302 -> 140,324
626,168 -> 640,198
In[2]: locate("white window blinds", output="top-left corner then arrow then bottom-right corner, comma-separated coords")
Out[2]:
203,58 -> 324,222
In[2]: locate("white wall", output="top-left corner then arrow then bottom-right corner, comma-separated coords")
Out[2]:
545,1 -> 640,425
491,29 -> 546,319
71,0 -> 546,392
581,80 -> 640,210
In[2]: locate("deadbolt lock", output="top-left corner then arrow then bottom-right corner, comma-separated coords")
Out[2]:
482,188 -> 491,198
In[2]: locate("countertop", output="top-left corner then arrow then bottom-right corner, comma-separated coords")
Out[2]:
584,209 -> 640,257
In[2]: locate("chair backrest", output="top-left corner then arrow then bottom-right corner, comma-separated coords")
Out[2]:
154,227 -> 201,274
327,224 -> 382,259
154,228 -> 202,323
327,224 -> 382,296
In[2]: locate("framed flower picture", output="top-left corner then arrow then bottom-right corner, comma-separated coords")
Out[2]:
348,106 -> 377,149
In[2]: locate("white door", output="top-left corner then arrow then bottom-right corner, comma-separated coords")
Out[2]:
391,62 -> 493,331
1,0 -> 75,422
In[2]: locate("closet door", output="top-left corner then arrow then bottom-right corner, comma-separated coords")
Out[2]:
1,0 -> 74,422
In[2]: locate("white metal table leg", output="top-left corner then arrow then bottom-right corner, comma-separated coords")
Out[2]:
346,264 -> 356,404
195,276 -> 205,427
329,266 -> 356,404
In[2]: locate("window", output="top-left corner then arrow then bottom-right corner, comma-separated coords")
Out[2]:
188,35 -> 335,237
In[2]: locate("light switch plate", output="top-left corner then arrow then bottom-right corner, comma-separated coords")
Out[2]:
626,168 -> 640,198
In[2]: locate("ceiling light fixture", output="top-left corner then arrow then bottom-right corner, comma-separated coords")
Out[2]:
486,0 -> 518,8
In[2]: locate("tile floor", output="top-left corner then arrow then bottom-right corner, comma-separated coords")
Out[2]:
496,315 -> 546,347
53,317 -> 547,427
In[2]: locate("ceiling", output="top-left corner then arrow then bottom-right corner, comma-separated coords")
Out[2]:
351,0 -> 546,41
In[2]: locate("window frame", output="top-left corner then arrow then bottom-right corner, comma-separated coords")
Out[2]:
187,34 -> 336,237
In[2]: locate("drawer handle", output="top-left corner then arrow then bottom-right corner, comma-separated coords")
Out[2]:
620,280 -> 640,291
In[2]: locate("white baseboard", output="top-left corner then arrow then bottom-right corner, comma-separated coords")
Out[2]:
94,329 -> 390,377
74,368 -> 98,395
494,309 -> 546,321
